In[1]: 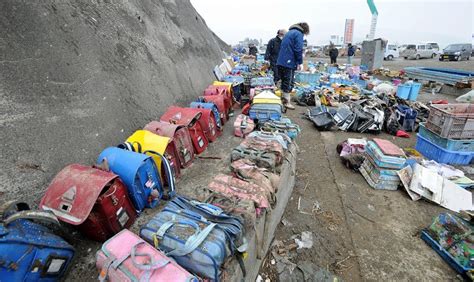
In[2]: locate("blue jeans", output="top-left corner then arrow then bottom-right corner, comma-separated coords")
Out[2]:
347,56 -> 353,65
278,66 -> 295,93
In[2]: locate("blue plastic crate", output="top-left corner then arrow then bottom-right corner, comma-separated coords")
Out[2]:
421,230 -> 472,276
408,82 -> 422,101
294,72 -> 321,84
419,123 -> 474,152
415,134 -> 473,165
356,79 -> 368,89
327,66 -> 337,74
396,84 -> 411,99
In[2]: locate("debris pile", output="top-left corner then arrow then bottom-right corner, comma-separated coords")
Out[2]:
297,62 -> 431,137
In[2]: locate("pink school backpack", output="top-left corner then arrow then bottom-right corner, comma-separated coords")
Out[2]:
96,229 -> 197,282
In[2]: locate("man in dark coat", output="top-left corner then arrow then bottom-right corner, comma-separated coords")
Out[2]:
265,29 -> 287,83
329,44 -> 339,64
248,43 -> 258,57
277,22 -> 310,110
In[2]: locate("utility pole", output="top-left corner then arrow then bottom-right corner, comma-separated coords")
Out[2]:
367,0 -> 378,40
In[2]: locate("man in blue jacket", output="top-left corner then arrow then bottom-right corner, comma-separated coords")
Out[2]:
265,29 -> 286,83
347,43 -> 356,65
277,22 -> 310,110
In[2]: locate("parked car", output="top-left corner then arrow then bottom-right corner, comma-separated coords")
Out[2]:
424,42 -> 440,55
384,44 -> 399,60
401,43 -> 438,60
439,43 -> 472,61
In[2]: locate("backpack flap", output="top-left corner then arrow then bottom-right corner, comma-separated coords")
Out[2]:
40,164 -> 117,225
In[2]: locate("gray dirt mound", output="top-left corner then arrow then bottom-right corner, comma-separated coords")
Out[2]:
0,0 -> 227,202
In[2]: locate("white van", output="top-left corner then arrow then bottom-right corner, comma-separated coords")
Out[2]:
401,43 -> 438,60
384,44 -> 399,60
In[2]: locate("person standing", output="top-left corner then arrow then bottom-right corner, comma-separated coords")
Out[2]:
277,22 -> 310,110
265,29 -> 287,83
347,43 -> 355,65
248,43 -> 258,57
329,44 -> 339,64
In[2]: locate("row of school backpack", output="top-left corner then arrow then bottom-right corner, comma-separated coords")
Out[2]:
0,75 -> 241,280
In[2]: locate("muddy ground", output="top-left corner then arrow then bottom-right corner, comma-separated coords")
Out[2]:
258,59 -> 474,281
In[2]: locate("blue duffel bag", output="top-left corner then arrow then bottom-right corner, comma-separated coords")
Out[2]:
140,207 -> 230,281
0,201 -> 75,281
166,196 -> 246,254
249,104 -> 283,122
190,101 -> 222,129
97,147 -> 171,212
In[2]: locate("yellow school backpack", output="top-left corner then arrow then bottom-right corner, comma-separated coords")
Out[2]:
124,130 -> 170,171
252,90 -> 282,105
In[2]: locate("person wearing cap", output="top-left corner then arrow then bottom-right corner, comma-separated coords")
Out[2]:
276,22 -> 310,110
265,29 -> 287,83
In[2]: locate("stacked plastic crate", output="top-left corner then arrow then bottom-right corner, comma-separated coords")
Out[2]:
359,139 -> 406,190
417,104 -> 474,165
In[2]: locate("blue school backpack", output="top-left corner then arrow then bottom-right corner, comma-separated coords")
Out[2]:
0,200 -> 75,281
97,147 -> 174,212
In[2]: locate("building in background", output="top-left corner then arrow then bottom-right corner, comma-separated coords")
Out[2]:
330,35 -> 342,45
344,19 -> 355,44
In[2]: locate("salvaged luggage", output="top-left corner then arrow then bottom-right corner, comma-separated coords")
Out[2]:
234,114 -> 255,138
96,229 -> 197,282
140,206 -> 230,281
204,85 -> 232,113
252,90 -> 281,105
121,130 -> 181,181
190,101 -> 223,129
212,81 -> 233,98
248,104 -> 283,122
258,117 -> 301,139
208,174 -> 272,209
189,107 -> 220,142
40,164 -> 137,241
160,106 -> 209,154
240,137 -> 284,164
250,77 -> 274,88
97,147 -> 171,212
0,200 -> 75,281
305,106 -> 335,131
205,193 -> 257,232
231,159 -> 280,195
248,130 -> 292,150
231,145 -> 278,171
198,95 -> 228,124
144,121 -> 195,168
166,196 -> 247,259
359,156 -> 400,190
365,140 -> 406,169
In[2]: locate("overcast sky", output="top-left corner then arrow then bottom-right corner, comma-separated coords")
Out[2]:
191,0 -> 473,49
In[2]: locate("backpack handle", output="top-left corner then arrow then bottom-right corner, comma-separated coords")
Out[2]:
144,150 -> 176,200
3,210 -> 60,226
0,200 -> 59,226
